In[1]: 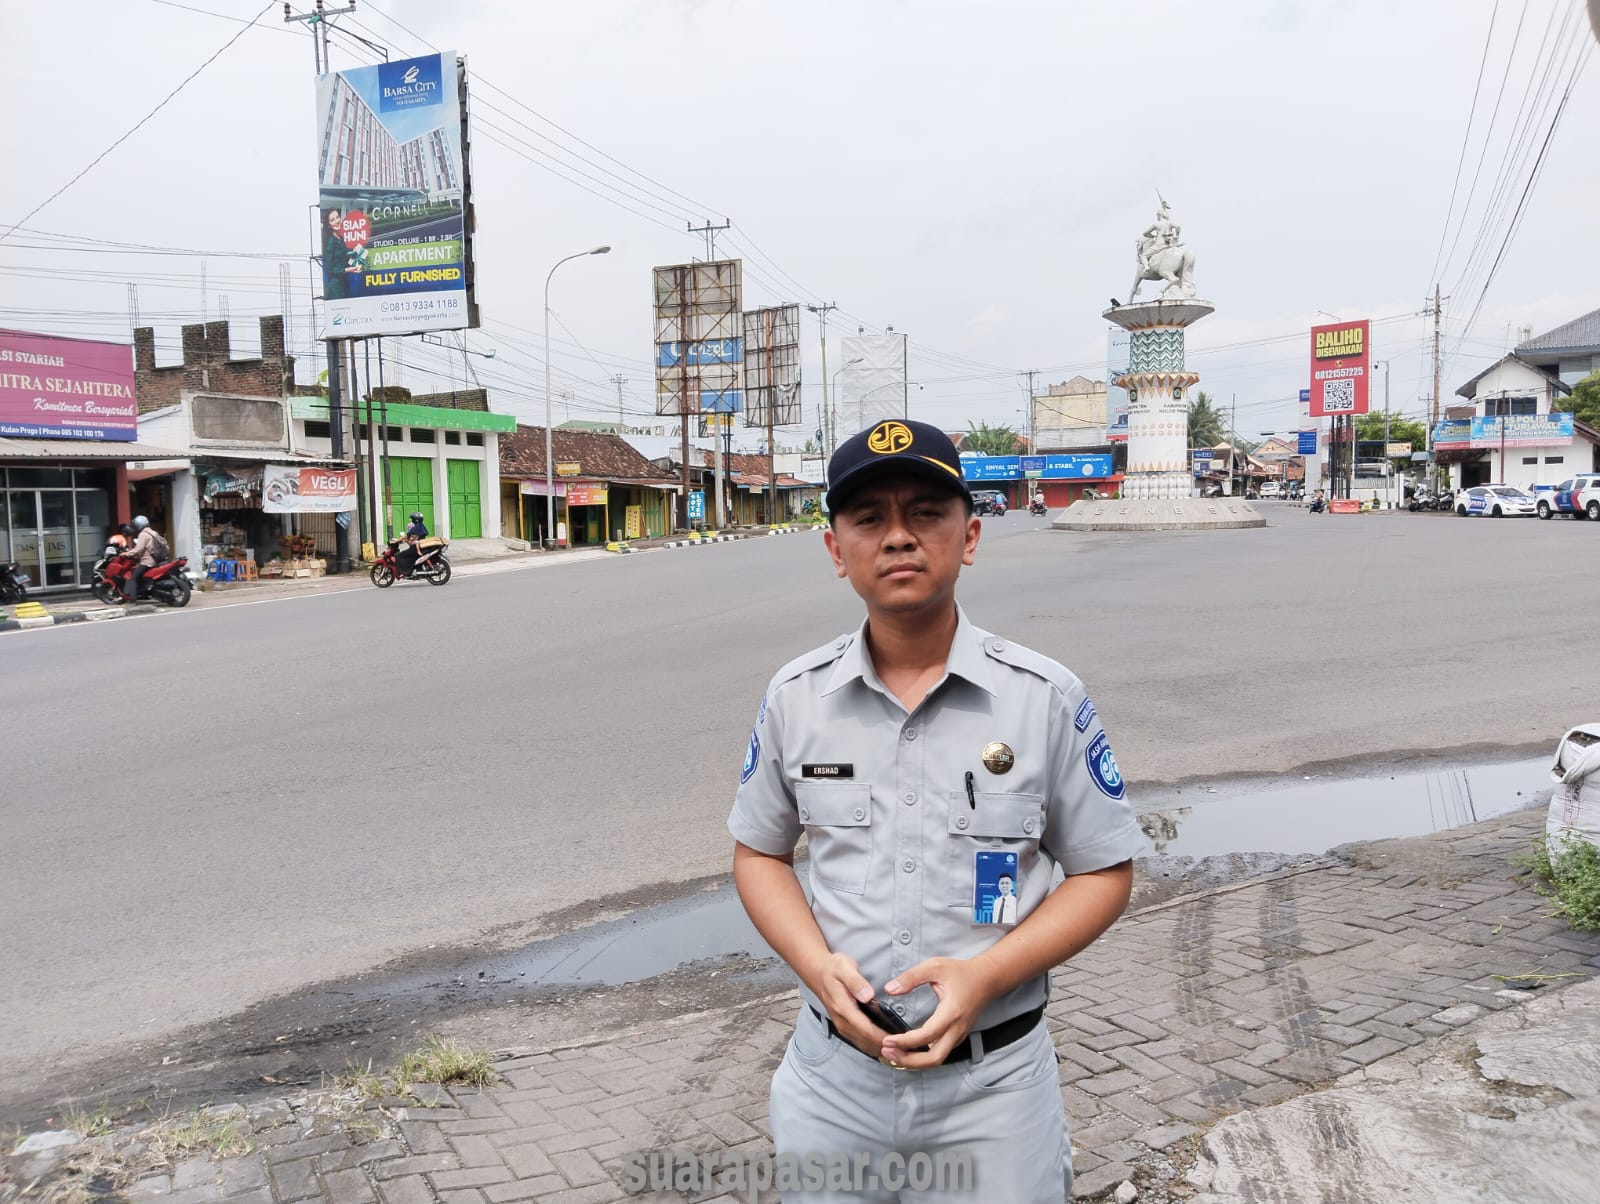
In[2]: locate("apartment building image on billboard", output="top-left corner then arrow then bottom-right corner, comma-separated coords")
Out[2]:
315,52 -> 477,338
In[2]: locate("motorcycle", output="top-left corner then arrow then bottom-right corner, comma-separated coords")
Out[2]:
92,546 -> 193,607
1433,489 -> 1455,512
0,560 -> 29,604
1029,499 -> 1048,516
1308,495 -> 1328,514
370,536 -> 451,588
1407,489 -> 1434,512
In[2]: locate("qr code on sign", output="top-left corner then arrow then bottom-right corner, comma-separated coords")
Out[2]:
1322,379 -> 1355,412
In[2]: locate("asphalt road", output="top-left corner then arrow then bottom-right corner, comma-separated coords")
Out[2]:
2,506 -> 1591,1096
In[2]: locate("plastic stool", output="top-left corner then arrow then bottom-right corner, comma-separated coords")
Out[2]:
207,559 -> 239,582
237,560 -> 258,582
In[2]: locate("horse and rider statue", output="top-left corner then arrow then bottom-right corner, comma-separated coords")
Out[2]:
1128,196 -> 1197,302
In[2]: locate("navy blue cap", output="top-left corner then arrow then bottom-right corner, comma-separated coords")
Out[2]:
825,419 -> 971,514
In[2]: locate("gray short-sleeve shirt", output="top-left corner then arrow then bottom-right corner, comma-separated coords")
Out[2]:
728,606 -> 1144,1030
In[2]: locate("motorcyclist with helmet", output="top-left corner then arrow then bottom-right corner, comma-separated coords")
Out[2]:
398,511 -> 428,579
122,515 -> 169,602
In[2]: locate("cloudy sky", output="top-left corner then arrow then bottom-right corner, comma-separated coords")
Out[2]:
2,0 -> 1595,445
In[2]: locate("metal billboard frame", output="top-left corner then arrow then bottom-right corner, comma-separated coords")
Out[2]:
741,304 -> 802,428
653,260 -> 743,417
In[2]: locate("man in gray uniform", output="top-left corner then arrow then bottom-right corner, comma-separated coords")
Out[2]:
729,418 -> 1144,1201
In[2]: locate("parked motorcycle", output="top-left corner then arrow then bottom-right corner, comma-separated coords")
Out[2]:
1433,489 -> 1455,512
370,537 -> 451,588
1408,489 -> 1434,512
0,560 -> 30,604
92,547 -> 193,607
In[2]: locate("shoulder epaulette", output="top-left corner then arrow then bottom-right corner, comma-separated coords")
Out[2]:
981,635 -> 1080,695
770,633 -> 854,690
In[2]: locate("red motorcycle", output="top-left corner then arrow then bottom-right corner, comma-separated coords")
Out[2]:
91,545 -> 193,607
369,537 -> 451,588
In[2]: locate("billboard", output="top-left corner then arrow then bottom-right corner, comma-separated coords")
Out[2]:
1469,413 -> 1573,448
837,334 -> 906,439
1308,319 -> 1370,416
743,304 -> 802,428
654,260 -> 743,415
0,330 -> 137,440
262,464 -> 357,513
960,454 -> 1111,481
316,52 -> 477,337
1105,328 -> 1131,441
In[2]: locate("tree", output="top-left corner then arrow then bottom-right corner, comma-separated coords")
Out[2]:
964,421 -> 1020,456
1555,371 -> 1600,430
1187,391 -> 1227,448
1354,410 -> 1428,452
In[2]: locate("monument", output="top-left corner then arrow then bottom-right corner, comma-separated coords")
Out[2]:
1054,198 -> 1264,531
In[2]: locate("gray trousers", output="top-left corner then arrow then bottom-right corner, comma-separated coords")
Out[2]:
768,1005 -> 1070,1202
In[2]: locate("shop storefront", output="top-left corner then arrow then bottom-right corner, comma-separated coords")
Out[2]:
960,453 -> 1117,507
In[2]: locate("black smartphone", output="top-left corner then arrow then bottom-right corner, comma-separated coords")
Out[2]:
857,997 -> 911,1034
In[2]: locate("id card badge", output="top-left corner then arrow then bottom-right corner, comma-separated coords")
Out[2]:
973,851 -> 1019,927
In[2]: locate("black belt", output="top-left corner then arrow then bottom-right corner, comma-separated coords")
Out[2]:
810,1004 -> 1045,1066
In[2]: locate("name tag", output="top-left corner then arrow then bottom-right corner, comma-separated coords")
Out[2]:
801,763 -> 854,779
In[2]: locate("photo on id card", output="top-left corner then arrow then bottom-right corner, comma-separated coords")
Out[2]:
973,850 -> 1018,926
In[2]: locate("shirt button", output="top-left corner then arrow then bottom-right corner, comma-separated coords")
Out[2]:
799,807 -> 810,821
897,930 -> 912,944
903,791 -> 917,805
1023,818 -> 1036,834
902,859 -> 916,873
892,1002 -> 906,1015
904,729 -> 918,741
835,638 -> 849,650
853,807 -> 865,821
991,638 -> 1007,652
955,816 -> 969,830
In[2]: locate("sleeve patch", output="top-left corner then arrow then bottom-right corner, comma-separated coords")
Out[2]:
740,729 -> 761,784
1074,698 -> 1097,733
1086,730 -> 1125,800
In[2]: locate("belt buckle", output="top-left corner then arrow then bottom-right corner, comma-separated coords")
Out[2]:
877,1055 -> 912,1071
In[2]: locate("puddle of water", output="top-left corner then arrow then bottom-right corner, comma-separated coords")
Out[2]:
471,884 -> 777,991
1135,757 -> 1550,860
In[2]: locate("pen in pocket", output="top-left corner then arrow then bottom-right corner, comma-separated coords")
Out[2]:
965,770 -> 976,809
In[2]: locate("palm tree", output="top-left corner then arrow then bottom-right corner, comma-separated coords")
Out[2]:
1187,391 -> 1227,449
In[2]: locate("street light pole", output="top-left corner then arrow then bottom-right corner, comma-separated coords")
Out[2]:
543,245 -> 610,548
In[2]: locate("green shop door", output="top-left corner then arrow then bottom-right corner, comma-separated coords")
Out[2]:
388,456 -> 435,536
446,459 -> 482,539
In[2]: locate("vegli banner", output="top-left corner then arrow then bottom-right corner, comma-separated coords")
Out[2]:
1308,319 -> 1370,417
0,330 -> 137,440
315,52 -> 475,338
262,464 -> 357,513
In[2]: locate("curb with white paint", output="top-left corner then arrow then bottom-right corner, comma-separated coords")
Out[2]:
660,534 -> 748,549
0,604 -> 159,635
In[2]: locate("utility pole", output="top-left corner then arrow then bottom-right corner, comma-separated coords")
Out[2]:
807,302 -> 837,457
610,374 -> 628,430
687,219 -> 731,261
287,0 -> 359,574
1018,369 -> 1039,453
1426,283 -> 1446,493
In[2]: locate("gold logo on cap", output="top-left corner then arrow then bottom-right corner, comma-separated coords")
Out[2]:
982,742 -> 1015,774
867,421 -> 914,455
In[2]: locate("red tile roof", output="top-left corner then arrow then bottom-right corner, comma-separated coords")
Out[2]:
500,425 -> 676,482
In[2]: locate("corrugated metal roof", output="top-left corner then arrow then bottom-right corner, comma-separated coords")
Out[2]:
1516,306 -> 1600,355
0,438 -> 190,460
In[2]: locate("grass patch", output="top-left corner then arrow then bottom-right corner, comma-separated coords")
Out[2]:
394,1037 -> 494,1088
140,1107 -> 252,1164
1514,834 -> 1600,932
334,1061 -> 388,1101
59,1101 -> 118,1139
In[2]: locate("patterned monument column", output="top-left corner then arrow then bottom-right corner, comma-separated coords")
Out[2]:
1107,299 -> 1214,501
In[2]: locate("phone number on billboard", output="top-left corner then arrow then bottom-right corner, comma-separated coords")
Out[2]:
381,297 -> 462,314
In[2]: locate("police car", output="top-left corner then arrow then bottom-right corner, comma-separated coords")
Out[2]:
1455,484 -> 1538,518
1535,473 -> 1600,521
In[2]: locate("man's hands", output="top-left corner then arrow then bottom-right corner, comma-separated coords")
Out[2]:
877,956 -> 997,1069
810,952 -> 897,1058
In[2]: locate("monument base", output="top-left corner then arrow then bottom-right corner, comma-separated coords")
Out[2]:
1052,496 -> 1266,532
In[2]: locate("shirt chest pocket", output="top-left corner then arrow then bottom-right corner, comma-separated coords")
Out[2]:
945,792 -> 1045,906
796,782 -> 873,896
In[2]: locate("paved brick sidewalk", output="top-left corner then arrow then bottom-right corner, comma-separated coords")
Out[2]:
9,810 -> 1598,1203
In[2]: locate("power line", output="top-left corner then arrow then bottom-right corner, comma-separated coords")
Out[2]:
1,2 -> 276,246
1427,0 -> 1501,287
